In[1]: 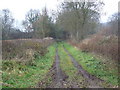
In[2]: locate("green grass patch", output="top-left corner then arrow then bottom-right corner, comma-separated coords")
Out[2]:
63,42 -> 118,86
2,45 -> 56,88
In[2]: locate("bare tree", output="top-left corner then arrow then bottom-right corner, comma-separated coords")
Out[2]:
22,9 -> 40,38
32,7 -> 54,38
57,0 -> 104,41
106,12 -> 119,36
23,9 -> 40,32
2,9 -> 14,40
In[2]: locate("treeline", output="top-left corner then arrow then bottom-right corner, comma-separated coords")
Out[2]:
0,8 -> 67,40
0,0 -> 119,41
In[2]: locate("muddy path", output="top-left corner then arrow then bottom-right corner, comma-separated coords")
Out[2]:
63,46 -> 104,88
37,47 -> 68,88
36,44 -> 109,88
53,47 -> 65,88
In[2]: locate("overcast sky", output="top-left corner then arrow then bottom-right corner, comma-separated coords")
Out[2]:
0,0 -> 119,29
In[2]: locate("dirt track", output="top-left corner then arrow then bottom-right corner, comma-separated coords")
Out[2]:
54,48 -> 64,88
37,45 -> 112,88
63,46 -> 104,88
37,47 -> 68,88
47,47 -> 68,88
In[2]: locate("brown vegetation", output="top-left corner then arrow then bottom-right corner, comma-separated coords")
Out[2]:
80,36 -> 118,60
69,30 -> 118,61
2,39 -> 54,62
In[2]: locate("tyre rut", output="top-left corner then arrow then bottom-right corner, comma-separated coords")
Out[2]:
37,47 -> 67,88
63,46 -> 103,88
54,47 -> 64,88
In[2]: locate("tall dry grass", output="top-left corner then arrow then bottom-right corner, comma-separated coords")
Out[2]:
2,39 -> 54,62
79,34 -> 118,60
68,26 -> 119,61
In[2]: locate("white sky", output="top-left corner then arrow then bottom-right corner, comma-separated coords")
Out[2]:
0,0 -> 119,29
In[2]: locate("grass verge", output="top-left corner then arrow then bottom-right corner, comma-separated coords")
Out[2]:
63,42 -> 118,86
2,45 -> 56,88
